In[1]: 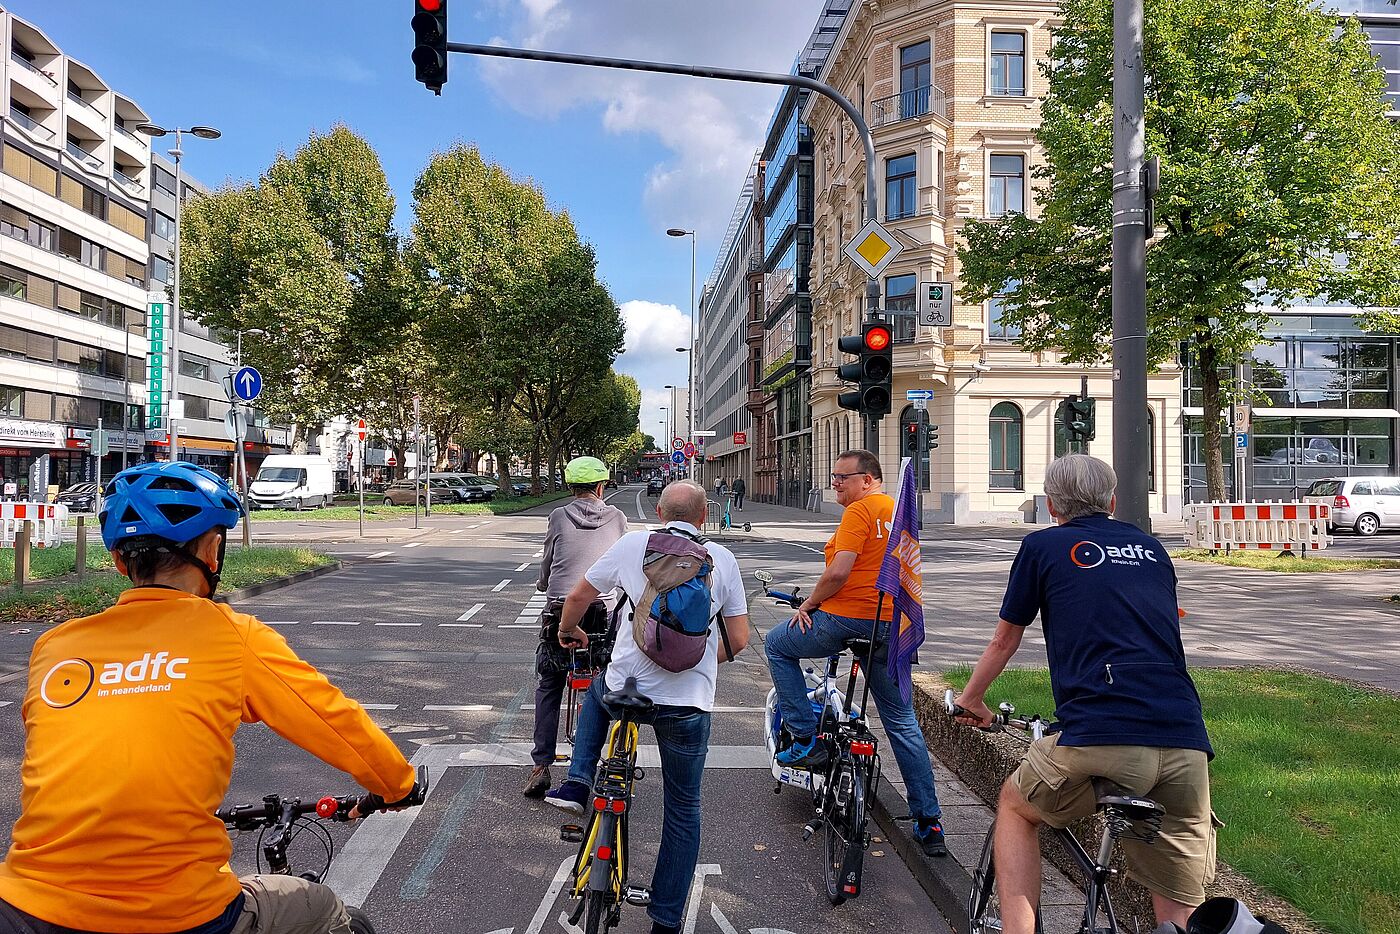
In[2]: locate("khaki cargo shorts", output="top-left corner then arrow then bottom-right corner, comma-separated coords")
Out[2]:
1011,734 -> 1220,905
231,875 -> 352,934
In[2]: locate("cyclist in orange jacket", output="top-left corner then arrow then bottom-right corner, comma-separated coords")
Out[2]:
0,461 -> 420,934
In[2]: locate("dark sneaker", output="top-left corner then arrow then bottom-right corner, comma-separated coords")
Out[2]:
914,818 -> 948,857
523,765 -> 551,799
774,736 -> 830,771
649,922 -> 681,934
544,779 -> 590,816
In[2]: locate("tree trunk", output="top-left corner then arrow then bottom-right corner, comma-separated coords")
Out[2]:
1198,342 -> 1229,502
290,424 -> 309,455
495,450 -> 513,499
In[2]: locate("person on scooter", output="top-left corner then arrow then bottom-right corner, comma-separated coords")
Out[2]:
525,456 -> 628,797
0,461 -> 420,934
764,449 -> 947,857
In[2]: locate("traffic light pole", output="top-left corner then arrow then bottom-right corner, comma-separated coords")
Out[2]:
442,40 -> 886,465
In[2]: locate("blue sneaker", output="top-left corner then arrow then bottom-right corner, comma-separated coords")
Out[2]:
544,779 -> 589,816
775,736 -> 830,770
914,818 -> 948,857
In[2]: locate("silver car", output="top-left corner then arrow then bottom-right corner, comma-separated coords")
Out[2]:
1305,477 -> 1400,536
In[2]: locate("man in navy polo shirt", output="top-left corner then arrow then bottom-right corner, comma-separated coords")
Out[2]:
954,454 -> 1215,934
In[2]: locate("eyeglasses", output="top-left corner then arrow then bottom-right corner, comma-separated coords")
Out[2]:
830,472 -> 870,483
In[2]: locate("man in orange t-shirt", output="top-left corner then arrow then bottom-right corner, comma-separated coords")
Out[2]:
764,449 -> 946,856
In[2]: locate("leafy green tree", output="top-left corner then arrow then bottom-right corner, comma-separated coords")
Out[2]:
958,0 -> 1400,500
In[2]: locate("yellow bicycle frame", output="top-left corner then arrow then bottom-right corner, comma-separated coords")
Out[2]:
570,719 -> 640,898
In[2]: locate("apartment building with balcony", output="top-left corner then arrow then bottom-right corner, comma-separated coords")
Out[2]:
0,6 -> 154,496
804,0 -> 1183,523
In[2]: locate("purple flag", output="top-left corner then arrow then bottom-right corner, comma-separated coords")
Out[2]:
875,457 -> 924,704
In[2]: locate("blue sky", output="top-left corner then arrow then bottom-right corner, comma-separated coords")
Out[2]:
9,0 -> 828,442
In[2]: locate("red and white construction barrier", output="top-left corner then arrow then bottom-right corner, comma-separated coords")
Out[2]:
0,502 -> 69,549
1183,502 -> 1331,551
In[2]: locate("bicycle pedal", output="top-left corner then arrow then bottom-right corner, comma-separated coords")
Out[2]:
633,767 -> 645,781
623,885 -> 653,907
559,824 -> 584,844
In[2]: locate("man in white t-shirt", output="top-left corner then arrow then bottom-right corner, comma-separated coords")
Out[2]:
545,480 -> 750,934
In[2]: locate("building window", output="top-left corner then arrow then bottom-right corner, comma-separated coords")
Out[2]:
1147,406 -> 1156,492
899,41 -> 932,119
180,355 -> 211,380
899,405 -> 932,491
152,255 -> 173,284
154,211 -> 175,241
989,154 -> 1025,216
885,154 -> 917,221
182,395 -> 209,420
989,280 -> 1022,340
886,272 -> 917,343
933,149 -> 944,216
153,167 -> 177,198
990,31 -> 1028,96
989,402 -> 1023,489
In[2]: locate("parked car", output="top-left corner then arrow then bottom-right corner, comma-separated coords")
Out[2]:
509,477 -> 532,496
1305,476 -> 1400,536
55,481 -> 101,514
382,478 -> 489,506
429,473 -> 494,501
249,455 -> 335,510
604,477 -> 618,489
647,478 -> 664,496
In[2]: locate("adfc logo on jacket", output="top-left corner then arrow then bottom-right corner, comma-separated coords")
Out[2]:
39,651 -> 189,708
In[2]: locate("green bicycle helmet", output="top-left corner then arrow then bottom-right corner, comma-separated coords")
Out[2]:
564,456 -> 610,485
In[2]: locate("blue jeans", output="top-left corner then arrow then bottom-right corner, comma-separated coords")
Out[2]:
567,678 -> 711,929
765,609 -> 942,822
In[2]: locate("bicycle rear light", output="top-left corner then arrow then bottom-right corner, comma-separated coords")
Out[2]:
610,799 -> 627,813
597,845 -> 613,861
570,677 -> 593,690
593,797 -> 608,811
850,740 -> 875,756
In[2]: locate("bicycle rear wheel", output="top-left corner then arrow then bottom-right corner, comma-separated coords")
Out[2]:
823,760 -> 866,905
347,906 -> 376,934
583,889 -> 608,934
970,821 -> 1042,934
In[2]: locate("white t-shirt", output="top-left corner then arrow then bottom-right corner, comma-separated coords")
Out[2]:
584,521 -> 748,711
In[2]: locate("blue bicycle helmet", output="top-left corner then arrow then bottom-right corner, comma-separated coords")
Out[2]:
100,461 -> 244,593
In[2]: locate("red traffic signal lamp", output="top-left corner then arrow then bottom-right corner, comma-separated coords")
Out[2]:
837,320 -> 894,418
412,0 -> 449,94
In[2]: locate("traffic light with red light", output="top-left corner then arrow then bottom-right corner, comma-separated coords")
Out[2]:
904,420 -> 921,455
837,320 -> 894,419
412,0 -> 449,94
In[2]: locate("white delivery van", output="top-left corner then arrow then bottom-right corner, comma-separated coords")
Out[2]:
249,455 -> 336,510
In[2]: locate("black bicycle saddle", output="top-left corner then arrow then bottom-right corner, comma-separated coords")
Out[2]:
604,676 -> 655,716
1093,779 -> 1165,822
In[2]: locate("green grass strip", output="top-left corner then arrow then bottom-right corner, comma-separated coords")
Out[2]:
1173,549 -> 1400,572
0,547 -> 333,625
248,492 -> 569,521
942,666 -> 1400,934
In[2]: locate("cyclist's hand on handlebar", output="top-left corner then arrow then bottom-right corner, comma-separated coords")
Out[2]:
951,692 -> 995,728
559,628 -> 589,649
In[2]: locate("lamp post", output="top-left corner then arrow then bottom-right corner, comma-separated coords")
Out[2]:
667,228 -> 696,478
659,406 -> 670,449
664,384 -> 679,446
135,122 -> 221,463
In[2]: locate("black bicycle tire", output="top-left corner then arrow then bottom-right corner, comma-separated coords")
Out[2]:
583,890 -> 607,934
823,760 -> 865,905
347,906 -> 376,934
564,685 -> 578,744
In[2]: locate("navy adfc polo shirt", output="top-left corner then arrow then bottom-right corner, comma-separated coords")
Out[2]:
999,513 -> 1213,756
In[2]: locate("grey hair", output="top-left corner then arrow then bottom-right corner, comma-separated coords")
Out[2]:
1044,454 -> 1117,520
658,480 -> 708,524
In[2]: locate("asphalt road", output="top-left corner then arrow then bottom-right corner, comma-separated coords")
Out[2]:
0,486 -> 951,934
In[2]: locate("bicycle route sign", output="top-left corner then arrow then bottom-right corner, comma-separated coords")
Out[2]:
671,451 -> 686,465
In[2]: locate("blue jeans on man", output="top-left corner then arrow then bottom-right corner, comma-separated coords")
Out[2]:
567,678 -> 711,931
764,609 -> 942,823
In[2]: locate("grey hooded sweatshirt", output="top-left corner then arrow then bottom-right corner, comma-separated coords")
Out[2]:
537,495 -> 629,604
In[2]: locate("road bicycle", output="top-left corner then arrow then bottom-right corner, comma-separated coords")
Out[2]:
756,570 -> 882,906
559,677 -> 655,934
943,692 -> 1166,934
217,765 -> 430,934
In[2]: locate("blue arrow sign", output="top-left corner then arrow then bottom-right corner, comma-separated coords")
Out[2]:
671,451 -> 686,465
905,389 -> 935,401
232,366 -> 263,402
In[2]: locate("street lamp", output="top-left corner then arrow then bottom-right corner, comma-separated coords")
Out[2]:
135,122 -> 221,462
659,406 -> 670,448
668,228 -> 696,477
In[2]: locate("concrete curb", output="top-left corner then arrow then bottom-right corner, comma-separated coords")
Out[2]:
215,560 -> 342,604
870,775 -> 972,933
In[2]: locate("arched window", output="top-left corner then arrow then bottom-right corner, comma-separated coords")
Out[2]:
1147,406 -> 1156,492
1054,399 -> 1088,458
898,405 -> 932,491
990,402 -> 1023,489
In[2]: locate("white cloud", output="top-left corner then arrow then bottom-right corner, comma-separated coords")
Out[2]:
480,0 -> 827,237
615,300 -> 693,446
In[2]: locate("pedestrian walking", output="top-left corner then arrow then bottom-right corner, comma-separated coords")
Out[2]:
732,476 -> 746,510
525,456 -> 628,798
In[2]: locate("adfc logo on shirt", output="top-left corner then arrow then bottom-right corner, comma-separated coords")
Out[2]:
1069,540 -> 1158,569
39,652 -> 189,708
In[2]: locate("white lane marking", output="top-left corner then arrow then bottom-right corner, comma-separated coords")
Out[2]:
366,550 -> 393,559
361,704 -> 399,710
312,621 -> 359,626
403,542 -> 425,549
424,704 -> 493,711
451,743 -> 770,769
522,857 -> 575,934
682,865 -> 722,934
499,624 -> 538,629
440,623 -> 483,628
710,706 -> 766,713
0,701 -> 11,708
449,529 -> 466,535
375,622 -> 421,627
514,563 -> 531,571
634,489 -> 647,522
264,621 -> 299,626
491,579 -> 510,592
456,603 -> 485,622
533,551 -> 543,558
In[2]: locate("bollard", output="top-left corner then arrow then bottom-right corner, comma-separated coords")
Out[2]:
75,515 -> 86,581
14,520 -> 31,591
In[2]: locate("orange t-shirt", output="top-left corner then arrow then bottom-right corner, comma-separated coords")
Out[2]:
0,588 -> 416,933
821,491 -> 895,622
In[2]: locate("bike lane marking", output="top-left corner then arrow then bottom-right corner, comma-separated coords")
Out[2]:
492,579 -> 511,592
455,603 -> 485,622
367,551 -> 393,559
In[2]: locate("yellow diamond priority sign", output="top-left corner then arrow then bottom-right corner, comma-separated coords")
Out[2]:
843,219 -> 903,278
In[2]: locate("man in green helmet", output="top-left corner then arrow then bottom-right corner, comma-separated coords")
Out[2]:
525,456 -> 629,797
